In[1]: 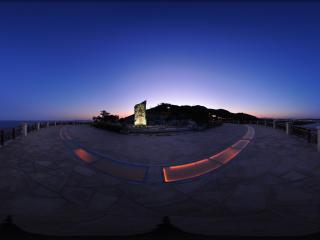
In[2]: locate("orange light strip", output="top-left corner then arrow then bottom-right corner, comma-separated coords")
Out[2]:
163,167 -> 170,183
162,126 -> 254,183
74,148 -> 94,163
168,158 -> 209,170
163,159 -> 222,183
163,147 -> 238,182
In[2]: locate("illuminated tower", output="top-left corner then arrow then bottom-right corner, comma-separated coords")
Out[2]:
134,100 -> 147,126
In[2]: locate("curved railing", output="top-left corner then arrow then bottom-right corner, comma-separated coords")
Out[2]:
0,121 -> 91,147
224,119 -> 319,145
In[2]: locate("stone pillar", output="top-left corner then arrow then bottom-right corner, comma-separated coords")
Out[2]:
54,121 -> 57,127
273,120 -> 276,129
286,122 -> 291,135
21,123 -> 28,137
317,127 -> 320,152
37,122 -> 40,131
46,122 -> 50,128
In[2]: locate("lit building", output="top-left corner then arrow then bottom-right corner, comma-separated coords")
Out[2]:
134,100 -> 147,126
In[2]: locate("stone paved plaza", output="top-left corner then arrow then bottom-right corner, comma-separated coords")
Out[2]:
0,123 -> 320,236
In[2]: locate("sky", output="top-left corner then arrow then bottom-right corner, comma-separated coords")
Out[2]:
0,1 -> 320,120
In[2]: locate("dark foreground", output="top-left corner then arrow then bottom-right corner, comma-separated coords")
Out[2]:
0,124 -> 320,236
1,216 -> 320,240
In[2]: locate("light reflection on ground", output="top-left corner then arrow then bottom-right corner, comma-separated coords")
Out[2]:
61,125 -> 254,183
74,148 -> 94,163
163,126 -> 254,182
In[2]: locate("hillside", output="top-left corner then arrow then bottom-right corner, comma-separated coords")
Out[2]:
122,103 -> 257,125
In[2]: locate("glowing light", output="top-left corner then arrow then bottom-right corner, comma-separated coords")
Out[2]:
163,159 -> 221,183
163,148 -> 237,182
162,126 -> 254,183
94,161 -> 147,181
134,101 -> 147,126
74,148 -> 94,163
168,158 -> 209,170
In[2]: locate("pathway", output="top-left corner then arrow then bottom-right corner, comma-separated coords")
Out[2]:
0,124 -> 319,236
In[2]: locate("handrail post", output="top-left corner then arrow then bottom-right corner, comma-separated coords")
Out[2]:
264,120 -> 267,127
273,120 -> 276,129
37,122 -> 40,131
0,130 -> 4,146
46,122 -> 49,128
21,123 -> 28,137
286,122 -> 291,135
317,127 -> 320,152
12,128 -> 16,139
308,129 -> 311,143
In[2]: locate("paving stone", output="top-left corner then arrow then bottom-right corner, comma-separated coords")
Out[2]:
31,184 -> 61,198
151,200 -> 206,217
87,192 -> 119,212
35,161 -> 52,167
271,185 -> 314,203
31,172 -> 48,179
61,187 -> 93,207
225,185 -> 267,215
282,171 -> 307,182
10,196 -> 67,220
73,165 -> 94,177
78,176 -> 103,188
121,185 -> 187,208
260,174 -> 283,185
1,124 -> 320,236
270,164 -> 291,177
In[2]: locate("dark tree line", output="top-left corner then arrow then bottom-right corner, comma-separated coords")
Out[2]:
92,110 -> 119,123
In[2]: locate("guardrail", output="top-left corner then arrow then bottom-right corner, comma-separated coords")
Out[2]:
0,121 -> 91,147
225,119 -> 320,152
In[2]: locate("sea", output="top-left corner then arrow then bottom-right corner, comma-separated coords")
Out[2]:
0,120 -> 92,130
0,121 -> 39,130
302,122 -> 320,129
0,120 -> 319,130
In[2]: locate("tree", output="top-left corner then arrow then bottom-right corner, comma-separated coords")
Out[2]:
93,110 -> 119,123
100,110 -> 110,119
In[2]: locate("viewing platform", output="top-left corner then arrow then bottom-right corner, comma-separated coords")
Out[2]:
0,122 -> 320,236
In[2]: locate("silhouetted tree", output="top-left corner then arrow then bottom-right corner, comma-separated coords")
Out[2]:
93,110 -> 119,123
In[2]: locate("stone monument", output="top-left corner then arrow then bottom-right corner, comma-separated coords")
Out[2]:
134,100 -> 147,126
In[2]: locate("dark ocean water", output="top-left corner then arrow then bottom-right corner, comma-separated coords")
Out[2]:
0,121 -> 37,130
302,123 -> 320,129
1,120 -> 318,130
0,120 -> 91,130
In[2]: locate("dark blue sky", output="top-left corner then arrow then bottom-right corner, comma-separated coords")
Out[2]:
1,1 -> 320,120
